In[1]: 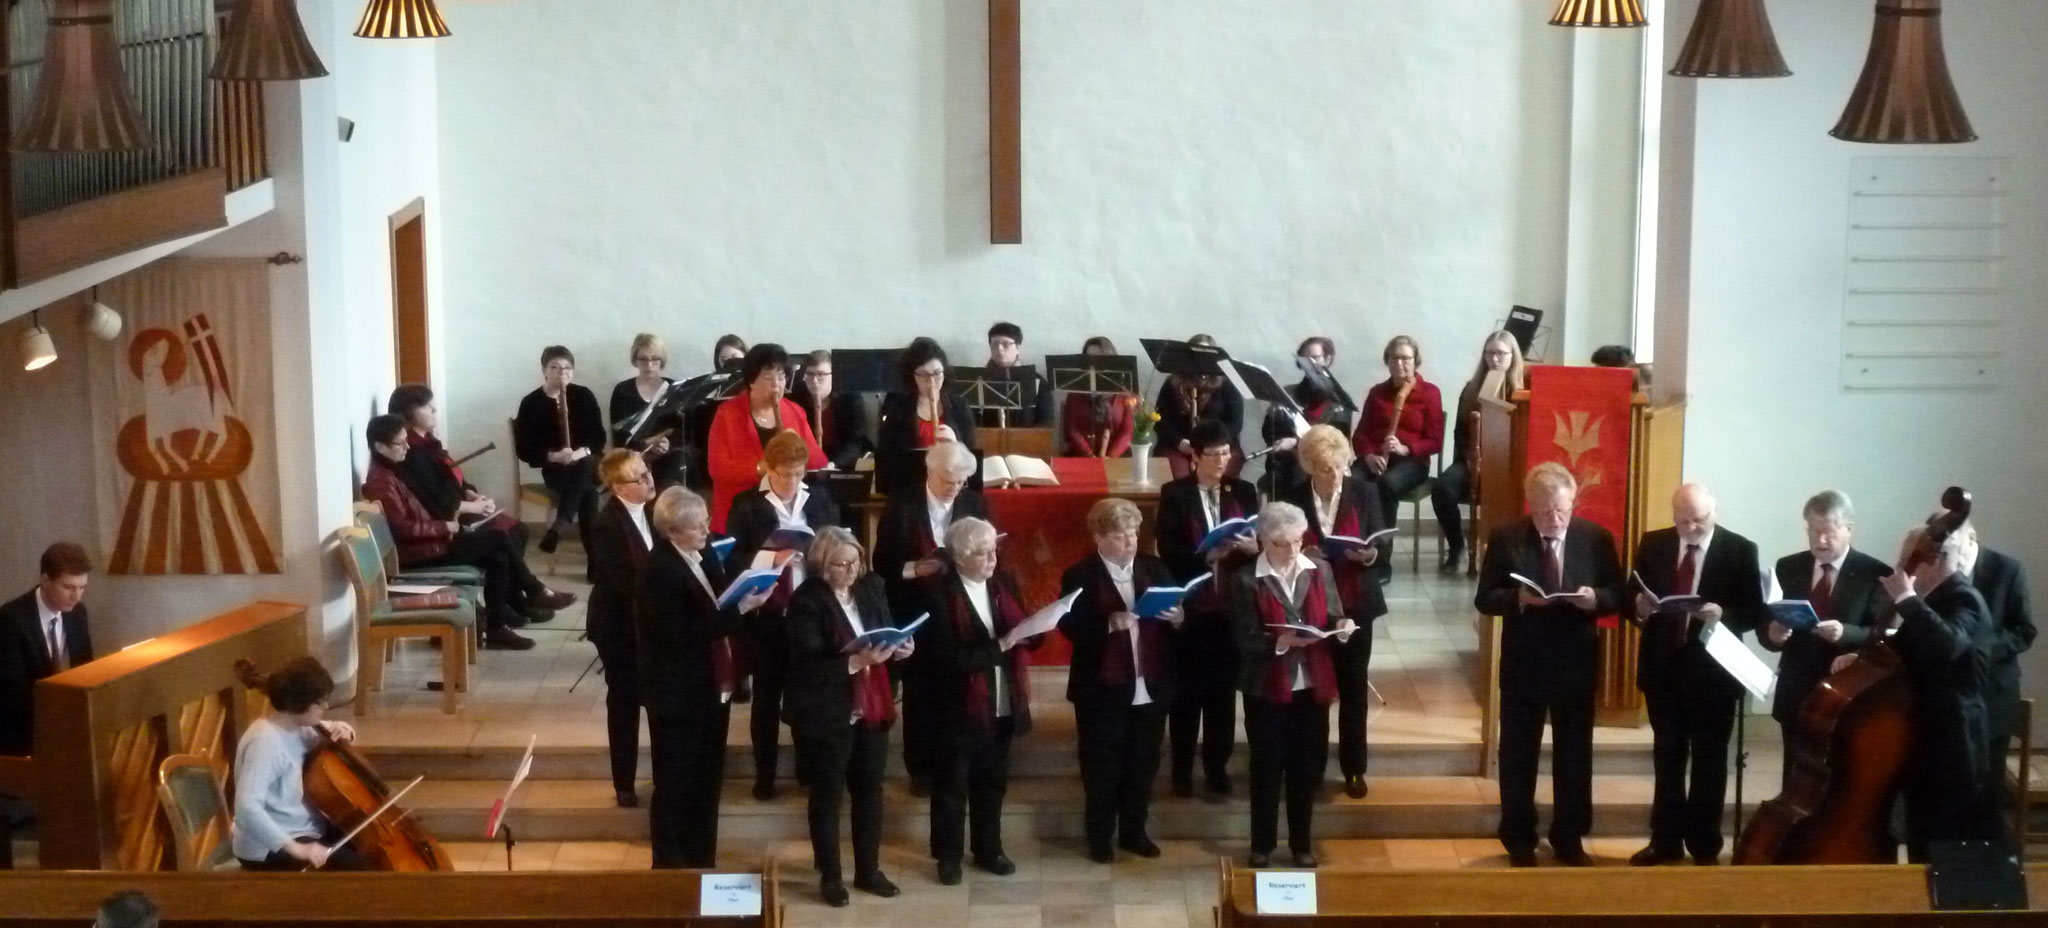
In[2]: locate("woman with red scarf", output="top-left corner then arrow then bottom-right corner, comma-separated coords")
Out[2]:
917,517 -> 1044,886
785,527 -> 913,907
1231,501 -> 1355,869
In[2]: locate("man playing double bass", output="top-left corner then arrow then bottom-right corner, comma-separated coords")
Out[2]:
1628,484 -> 1763,866
1834,516 -> 2003,862
1760,491 -> 1889,778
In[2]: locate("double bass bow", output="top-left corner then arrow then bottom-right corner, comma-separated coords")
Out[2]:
1732,487 -> 1971,865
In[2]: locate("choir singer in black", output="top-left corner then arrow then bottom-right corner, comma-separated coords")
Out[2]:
1475,462 -> 1623,867
1627,483 -> 1762,866
1759,491 -> 1889,774
1960,522 -> 2035,792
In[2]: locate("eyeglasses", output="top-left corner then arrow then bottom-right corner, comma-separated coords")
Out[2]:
825,558 -> 861,570
630,471 -> 654,483
633,355 -> 664,365
958,548 -> 996,559
912,369 -> 945,381
1197,449 -> 1232,460
803,370 -> 833,379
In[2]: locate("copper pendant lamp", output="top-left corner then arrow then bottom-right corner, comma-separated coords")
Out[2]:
354,0 -> 451,39
1550,0 -> 1647,28
1831,0 -> 1975,143
212,0 -> 329,81
1670,0 -> 1791,78
13,0 -> 152,152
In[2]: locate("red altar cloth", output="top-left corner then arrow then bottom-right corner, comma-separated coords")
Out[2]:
1524,365 -> 1635,628
985,458 -> 1127,666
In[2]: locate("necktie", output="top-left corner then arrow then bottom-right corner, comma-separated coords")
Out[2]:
1675,544 -> 1699,597
1811,563 -> 1835,619
47,616 -> 66,672
1202,487 -> 1218,528
1543,537 -> 1564,593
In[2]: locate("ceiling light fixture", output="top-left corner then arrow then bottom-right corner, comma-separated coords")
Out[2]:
22,312 -> 58,371
354,0 -> 451,39
1669,0 -> 1792,78
13,0 -> 152,152
1831,0 -> 1975,144
212,0 -> 330,81
1550,0 -> 1647,28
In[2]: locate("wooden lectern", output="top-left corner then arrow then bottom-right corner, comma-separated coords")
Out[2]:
1473,391 -> 1687,756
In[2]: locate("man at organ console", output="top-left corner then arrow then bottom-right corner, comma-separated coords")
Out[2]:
0,542 -> 97,757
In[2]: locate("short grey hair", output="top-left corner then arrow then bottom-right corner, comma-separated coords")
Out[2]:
651,486 -> 708,536
1256,501 -> 1308,541
926,440 -> 977,480
1803,490 -> 1854,524
1524,462 -> 1576,500
944,516 -> 998,554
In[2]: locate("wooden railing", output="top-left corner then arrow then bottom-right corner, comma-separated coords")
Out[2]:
1,0 -> 270,288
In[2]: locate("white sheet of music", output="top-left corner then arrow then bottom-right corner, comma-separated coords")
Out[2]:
1703,622 -> 1775,701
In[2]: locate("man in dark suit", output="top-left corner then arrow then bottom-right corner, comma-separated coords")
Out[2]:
1474,462 -> 1623,867
1627,484 -> 1764,866
1,542 -> 97,758
872,441 -> 989,795
1961,525 -> 2034,791
1759,490 -> 1889,774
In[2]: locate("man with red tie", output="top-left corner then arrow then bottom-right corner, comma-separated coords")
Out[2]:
1626,484 -> 1763,866
1474,463 -> 1623,867
1759,491 -> 1889,776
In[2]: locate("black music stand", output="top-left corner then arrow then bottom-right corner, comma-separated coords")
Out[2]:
953,365 -> 1039,431
1140,338 -> 1231,381
824,348 -> 901,395
1293,355 -> 1356,417
1045,353 -> 1139,397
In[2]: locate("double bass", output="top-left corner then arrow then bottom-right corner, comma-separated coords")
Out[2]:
1732,487 -> 1972,865
235,660 -> 454,871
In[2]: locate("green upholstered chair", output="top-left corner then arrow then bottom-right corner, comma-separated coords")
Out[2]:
335,526 -> 474,715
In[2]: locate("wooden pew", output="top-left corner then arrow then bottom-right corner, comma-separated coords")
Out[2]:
1215,862 -> 2047,926
0,601 -> 307,870
0,862 -> 782,926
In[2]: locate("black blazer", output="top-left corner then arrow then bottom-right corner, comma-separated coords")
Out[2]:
1058,553 -> 1178,709
1228,558 -> 1347,699
968,366 -> 1054,429
1972,548 -> 2035,705
1764,548 -> 1889,724
1154,476 -> 1259,586
0,590 -> 94,756
587,496 -> 656,651
874,487 -> 990,617
875,391 -> 977,493
513,384 -> 607,468
726,485 -> 841,570
784,574 -> 898,738
608,377 -> 677,449
794,390 -> 870,473
1474,517 -> 1625,699
636,541 -> 741,713
1893,573 -> 1994,788
1630,526 -> 1765,697
915,570 -> 1038,735
1282,475 -> 1391,623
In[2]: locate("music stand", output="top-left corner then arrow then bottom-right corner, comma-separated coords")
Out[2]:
484,735 -> 537,872
1139,338 -> 1231,381
953,365 -> 1038,430
623,370 -> 735,448
824,348 -> 901,395
1045,353 -> 1139,396
1505,305 -> 1548,361
1293,355 -> 1357,417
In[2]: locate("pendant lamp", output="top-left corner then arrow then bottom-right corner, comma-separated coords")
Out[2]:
1831,0 -> 1975,144
212,0 -> 329,81
13,0 -> 151,152
21,312 -> 57,372
1670,0 -> 1791,78
354,0 -> 450,39
1550,0 -> 1647,28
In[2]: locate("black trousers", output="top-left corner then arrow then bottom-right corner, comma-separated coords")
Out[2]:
899,667 -> 934,784
415,529 -> 529,628
1644,687 -> 1738,859
1497,687 -> 1594,854
747,615 -> 790,785
648,700 -> 731,869
540,457 -> 600,529
1988,688 -> 2021,801
1246,691 -> 1330,855
931,716 -> 1015,864
1169,616 -> 1237,786
591,631 -> 641,797
800,722 -> 889,882
239,828 -> 372,871
1074,698 -> 1166,854
1373,455 -> 1431,527
1428,461 -> 1471,552
1331,629 -> 1375,779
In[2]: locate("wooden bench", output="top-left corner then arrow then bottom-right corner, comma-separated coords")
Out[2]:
0,863 -> 782,926
1215,861 -> 2048,926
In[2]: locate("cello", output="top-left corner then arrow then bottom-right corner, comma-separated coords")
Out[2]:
1732,487 -> 1971,865
236,660 -> 454,871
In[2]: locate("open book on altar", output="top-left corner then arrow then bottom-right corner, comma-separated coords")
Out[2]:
983,454 -> 1058,488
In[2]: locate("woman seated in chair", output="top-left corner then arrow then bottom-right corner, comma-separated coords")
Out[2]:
1060,336 -> 1135,458
609,333 -> 684,489
513,346 -> 608,554
231,657 -> 368,871
1353,335 -> 1443,575
362,415 -> 534,651
1430,331 -> 1524,572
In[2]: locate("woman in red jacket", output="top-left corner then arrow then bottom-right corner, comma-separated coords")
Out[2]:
1352,335 -> 1443,576
706,343 -> 825,531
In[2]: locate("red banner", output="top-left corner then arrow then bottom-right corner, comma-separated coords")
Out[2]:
984,458 -> 1118,665
1525,365 -> 1634,626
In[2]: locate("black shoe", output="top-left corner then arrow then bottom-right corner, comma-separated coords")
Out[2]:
1344,775 -> 1368,799
907,776 -> 931,798
752,780 -> 778,802
1118,836 -> 1161,858
1507,851 -> 1539,868
615,790 -> 638,808
533,588 -> 577,610
936,860 -> 963,885
538,529 -> 561,554
1171,777 -> 1195,798
1248,851 -> 1271,868
853,871 -> 899,897
1291,850 -> 1318,869
521,607 -> 555,623
1692,854 -> 1721,866
1629,845 -> 1683,867
732,680 -> 753,704
1087,847 -> 1115,864
1205,773 -> 1233,796
484,627 -> 535,650
1554,846 -> 1595,867
1439,549 -> 1464,574
820,880 -> 849,907
499,612 -> 529,629
974,854 -> 1015,876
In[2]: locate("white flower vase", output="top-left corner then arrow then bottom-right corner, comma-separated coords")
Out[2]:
1130,442 -> 1155,483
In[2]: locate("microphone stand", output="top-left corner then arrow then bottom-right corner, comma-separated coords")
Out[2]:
1734,695 -> 1749,839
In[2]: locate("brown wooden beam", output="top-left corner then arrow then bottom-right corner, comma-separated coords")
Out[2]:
989,0 -> 1022,244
